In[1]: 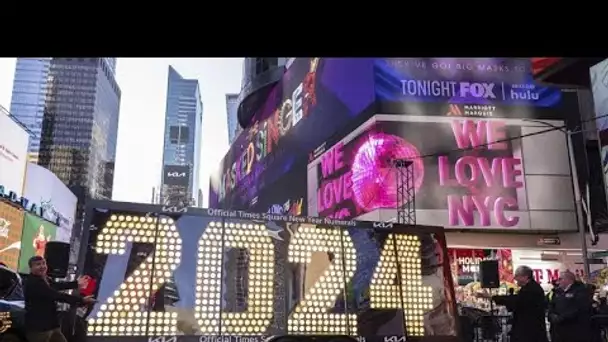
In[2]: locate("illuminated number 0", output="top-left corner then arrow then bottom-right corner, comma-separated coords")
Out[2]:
287,225 -> 357,335
88,215 -> 181,336
194,221 -> 275,334
370,234 -> 433,337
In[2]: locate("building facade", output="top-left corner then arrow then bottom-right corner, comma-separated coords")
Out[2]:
236,58 -> 289,129
160,66 -> 203,206
9,58 -> 51,163
210,58 -> 608,299
226,93 -> 240,144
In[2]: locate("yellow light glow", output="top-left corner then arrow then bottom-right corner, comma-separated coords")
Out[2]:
287,225 -> 357,335
88,215 -> 182,336
194,221 -> 275,334
369,234 -> 432,337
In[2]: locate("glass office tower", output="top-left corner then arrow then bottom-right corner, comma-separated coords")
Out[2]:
9,58 -> 51,163
160,66 -> 203,206
225,93 -> 240,144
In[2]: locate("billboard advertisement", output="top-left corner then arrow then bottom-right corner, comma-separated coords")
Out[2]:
0,113 -> 29,198
82,202 -> 458,339
209,58 -> 377,209
373,58 -> 571,120
591,59 -> 608,189
163,165 -> 190,187
0,202 -> 25,270
211,58 -> 579,213
307,114 -> 577,231
23,163 -> 77,243
249,162 -> 308,215
18,212 -> 57,273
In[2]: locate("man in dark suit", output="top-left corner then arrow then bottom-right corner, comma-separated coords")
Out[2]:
24,256 -> 95,342
479,265 -> 548,342
548,270 -> 593,342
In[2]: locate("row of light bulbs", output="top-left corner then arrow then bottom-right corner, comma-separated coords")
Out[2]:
88,217 -> 434,337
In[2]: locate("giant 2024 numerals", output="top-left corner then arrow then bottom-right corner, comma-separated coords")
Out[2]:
88,215 -> 433,337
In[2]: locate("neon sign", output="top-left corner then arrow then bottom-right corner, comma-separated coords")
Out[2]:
218,59 -> 320,202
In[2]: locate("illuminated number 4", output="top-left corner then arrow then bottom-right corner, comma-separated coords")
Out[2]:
369,234 -> 433,337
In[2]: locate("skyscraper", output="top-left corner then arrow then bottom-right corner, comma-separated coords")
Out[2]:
10,58 -> 121,259
9,58 -> 51,163
226,93 -> 240,144
38,58 -> 120,203
160,66 -> 203,206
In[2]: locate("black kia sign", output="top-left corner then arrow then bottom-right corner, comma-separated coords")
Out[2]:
163,165 -> 189,186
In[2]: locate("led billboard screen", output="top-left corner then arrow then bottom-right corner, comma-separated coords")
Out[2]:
209,58 -> 377,209
0,202 -> 25,269
23,162 -> 77,243
81,201 -> 457,341
211,58 -> 575,212
0,113 -> 29,198
307,115 -> 577,231
163,165 -> 190,187
17,212 -> 58,272
591,59 -> 608,189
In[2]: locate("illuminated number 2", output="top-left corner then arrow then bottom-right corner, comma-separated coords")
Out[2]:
88,215 -> 182,336
194,221 -> 275,334
288,225 -> 357,335
370,234 -> 433,337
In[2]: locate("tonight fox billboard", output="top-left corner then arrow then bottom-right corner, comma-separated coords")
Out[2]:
210,58 -> 577,216
307,115 -> 577,231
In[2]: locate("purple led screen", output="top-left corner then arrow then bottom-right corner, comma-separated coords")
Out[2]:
209,58 -> 376,208
210,58 -> 577,211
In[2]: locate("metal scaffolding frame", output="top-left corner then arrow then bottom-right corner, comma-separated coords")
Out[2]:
393,159 -> 416,225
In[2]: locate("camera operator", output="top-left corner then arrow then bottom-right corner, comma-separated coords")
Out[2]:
24,256 -> 96,342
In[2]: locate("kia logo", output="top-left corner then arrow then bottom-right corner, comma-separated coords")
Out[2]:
167,172 -> 186,178
373,222 -> 394,229
384,336 -> 406,342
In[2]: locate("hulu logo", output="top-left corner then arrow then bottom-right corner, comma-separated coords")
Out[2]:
510,86 -> 539,101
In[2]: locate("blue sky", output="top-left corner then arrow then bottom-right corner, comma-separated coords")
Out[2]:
0,58 -> 244,206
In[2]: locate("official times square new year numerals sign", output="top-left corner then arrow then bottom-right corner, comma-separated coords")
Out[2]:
83,204 -> 458,341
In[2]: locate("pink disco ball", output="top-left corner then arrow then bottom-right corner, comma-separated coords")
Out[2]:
351,133 -> 424,211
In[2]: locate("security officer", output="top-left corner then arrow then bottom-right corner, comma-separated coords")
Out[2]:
548,270 -> 593,342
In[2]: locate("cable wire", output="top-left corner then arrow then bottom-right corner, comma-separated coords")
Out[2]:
410,113 -> 608,161
366,112 -> 608,215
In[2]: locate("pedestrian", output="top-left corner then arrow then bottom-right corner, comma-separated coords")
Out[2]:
24,256 -> 96,342
478,265 -> 548,342
548,270 -> 593,342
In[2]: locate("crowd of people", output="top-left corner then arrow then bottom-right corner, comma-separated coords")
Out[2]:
5,256 -> 608,342
480,265 -> 607,342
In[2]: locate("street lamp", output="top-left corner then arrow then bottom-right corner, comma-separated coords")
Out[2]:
522,119 -> 591,277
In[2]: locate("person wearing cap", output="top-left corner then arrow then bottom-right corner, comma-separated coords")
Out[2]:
24,255 -> 95,342
548,270 -> 593,342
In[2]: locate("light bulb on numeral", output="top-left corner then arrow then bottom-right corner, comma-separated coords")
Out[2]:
288,225 -> 357,335
369,234 -> 432,337
88,215 -> 181,336
194,221 -> 275,335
